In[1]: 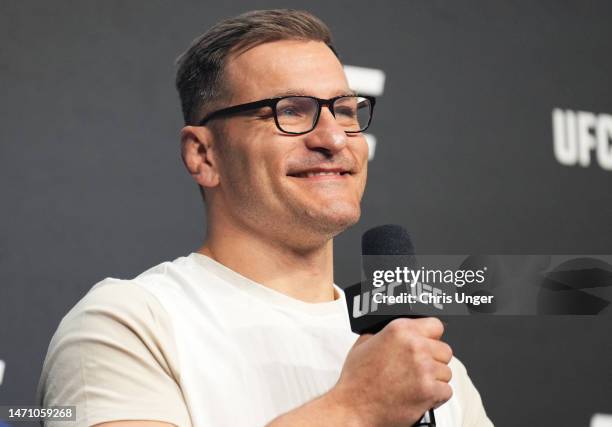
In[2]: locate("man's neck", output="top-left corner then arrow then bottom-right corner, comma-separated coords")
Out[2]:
198,222 -> 336,304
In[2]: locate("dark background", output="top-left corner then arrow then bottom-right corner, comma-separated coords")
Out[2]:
1,1 -> 611,426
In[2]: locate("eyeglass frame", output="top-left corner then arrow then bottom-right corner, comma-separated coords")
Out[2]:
196,94 -> 376,135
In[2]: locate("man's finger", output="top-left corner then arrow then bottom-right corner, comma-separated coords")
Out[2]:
431,382 -> 453,409
410,317 -> 445,340
433,361 -> 453,383
428,339 -> 453,364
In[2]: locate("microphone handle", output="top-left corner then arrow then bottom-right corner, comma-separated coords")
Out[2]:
413,408 -> 435,426
344,280 -> 440,426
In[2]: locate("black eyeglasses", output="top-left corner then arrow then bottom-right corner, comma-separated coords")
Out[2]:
197,95 -> 376,135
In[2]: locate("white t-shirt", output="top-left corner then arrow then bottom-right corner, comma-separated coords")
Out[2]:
38,253 -> 493,426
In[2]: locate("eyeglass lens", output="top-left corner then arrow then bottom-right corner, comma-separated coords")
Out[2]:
275,96 -> 371,134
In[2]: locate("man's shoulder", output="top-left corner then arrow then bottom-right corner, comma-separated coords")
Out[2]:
45,277 -> 175,375
70,253 -> 200,312
38,263 -> 192,426
64,278 -> 165,328
58,254 -> 197,331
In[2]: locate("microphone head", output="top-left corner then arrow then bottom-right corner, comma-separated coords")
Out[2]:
362,224 -> 414,256
362,224 -> 416,278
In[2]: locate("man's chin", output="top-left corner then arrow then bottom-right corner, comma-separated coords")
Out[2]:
305,204 -> 361,236
275,204 -> 360,252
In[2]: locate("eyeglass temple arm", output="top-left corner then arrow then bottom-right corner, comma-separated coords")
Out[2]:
197,99 -> 277,126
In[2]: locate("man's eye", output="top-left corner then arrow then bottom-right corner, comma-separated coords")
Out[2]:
278,107 -> 303,117
335,107 -> 357,118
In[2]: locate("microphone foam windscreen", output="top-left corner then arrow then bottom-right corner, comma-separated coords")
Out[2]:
361,224 -> 416,278
362,224 -> 415,255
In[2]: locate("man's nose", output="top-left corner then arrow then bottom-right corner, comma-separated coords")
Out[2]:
304,107 -> 348,154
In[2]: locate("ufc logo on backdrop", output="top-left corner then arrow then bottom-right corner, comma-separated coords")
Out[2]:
552,108 -> 612,171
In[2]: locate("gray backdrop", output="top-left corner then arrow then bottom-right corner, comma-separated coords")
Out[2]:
1,1 -> 611,426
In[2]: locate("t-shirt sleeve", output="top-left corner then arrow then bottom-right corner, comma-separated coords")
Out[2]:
451,357 -> 495,427
37,280 -> 192,427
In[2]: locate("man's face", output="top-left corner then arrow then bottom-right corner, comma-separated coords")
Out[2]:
210,40 -> 369,248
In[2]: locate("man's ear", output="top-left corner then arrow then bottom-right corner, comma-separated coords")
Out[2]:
180,125 -> 220,189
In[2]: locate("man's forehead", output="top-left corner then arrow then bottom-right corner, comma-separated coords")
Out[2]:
223,40 -> 350,102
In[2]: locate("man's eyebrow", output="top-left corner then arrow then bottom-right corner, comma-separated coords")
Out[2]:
269,89 -> 357,98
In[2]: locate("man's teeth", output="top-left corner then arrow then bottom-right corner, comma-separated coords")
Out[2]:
296,171 -> 344,177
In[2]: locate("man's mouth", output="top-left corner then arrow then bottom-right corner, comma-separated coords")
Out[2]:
287,168 -> 352,179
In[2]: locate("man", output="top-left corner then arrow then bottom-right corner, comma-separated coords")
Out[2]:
38,9 -> 493,427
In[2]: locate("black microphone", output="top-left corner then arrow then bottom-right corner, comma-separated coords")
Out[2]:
344,224 -> 436,427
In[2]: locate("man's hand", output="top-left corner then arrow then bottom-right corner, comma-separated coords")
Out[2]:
268,317 -> 453,427
333,317 -> 453,426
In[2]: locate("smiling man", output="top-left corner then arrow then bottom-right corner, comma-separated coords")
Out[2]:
38,9 -> 492,427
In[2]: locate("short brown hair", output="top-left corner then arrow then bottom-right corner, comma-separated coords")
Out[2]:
175,9 -> 338,125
